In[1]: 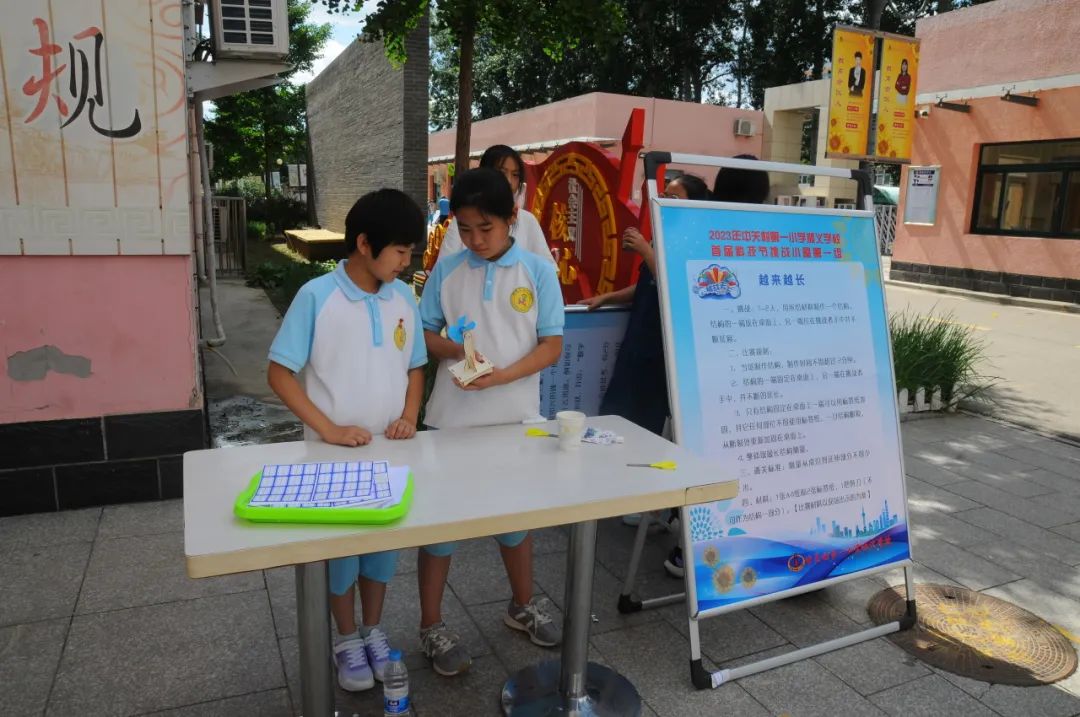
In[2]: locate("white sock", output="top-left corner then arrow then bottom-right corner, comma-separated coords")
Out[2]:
335,629 -> 360,644
359,624 -> 380,638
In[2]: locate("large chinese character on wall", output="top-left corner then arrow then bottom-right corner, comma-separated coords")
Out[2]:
0,0 -> 190,255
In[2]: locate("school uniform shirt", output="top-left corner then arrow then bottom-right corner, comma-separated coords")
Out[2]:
421,240 -> 564,428
268,261 -> 427,441
436,209 -> 555,266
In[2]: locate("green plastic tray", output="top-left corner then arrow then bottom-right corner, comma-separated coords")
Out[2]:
233,470 -> 414,525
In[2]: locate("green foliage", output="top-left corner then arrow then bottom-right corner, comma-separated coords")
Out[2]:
248,195 -> 309,232
246,258 -> 336,304
890,310 -> 994,405
247,220 -> 269,240
204,1 -> 331,187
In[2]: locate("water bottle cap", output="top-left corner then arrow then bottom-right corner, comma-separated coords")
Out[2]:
390,649 -> 403,661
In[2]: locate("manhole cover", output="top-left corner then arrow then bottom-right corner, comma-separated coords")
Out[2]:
868,584 -> 1077,686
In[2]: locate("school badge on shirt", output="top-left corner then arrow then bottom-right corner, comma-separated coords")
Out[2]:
394,318 -> 407,350
510,287 -> 534,313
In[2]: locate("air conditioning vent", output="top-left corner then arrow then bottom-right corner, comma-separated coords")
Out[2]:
210,0 -> 290,59
734,118 -> 756,137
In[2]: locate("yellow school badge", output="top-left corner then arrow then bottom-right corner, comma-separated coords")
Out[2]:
393,319 -> 407,350
510,287 -> 534,313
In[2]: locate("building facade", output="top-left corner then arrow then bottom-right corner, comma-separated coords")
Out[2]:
890,0 -> 1080,303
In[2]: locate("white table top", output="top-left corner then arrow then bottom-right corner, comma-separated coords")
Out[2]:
184,416 -> 736,578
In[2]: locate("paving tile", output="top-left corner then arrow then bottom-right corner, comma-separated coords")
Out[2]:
981,579 -> 1080,644
930,665 -> 993,700
737,652 -> 888,717
945,462 -> 1058,498
903,457 -> 965,487
905,477 -> 983,513
532,552 -> 665,636
813,637 -> 929,695
1027,469 -> 1080,496
141,689 -> 292,717
946,480 -> 1076,528
266,566 -> 298,639
1054,522 -> 1080,541
1030,491 -> 1080,521
593,516 -> 674,581
955,508 -> 1080,566
875,562 -> 961,589
908,505 -> 999,548
77,532 -> 264,614
407,655 -> 508,717
1003,445 -> 1080,481
0,619 -> 68,717
961,540 -> 1080,602
466,595 -> 563,675
658,601 -> 789,663
0,542 -> 91,626
748,590 -> 864,648
0,507 -> 100,549
978,683 -> 1080,717
869,673 -> 994,716
48,591 -> 284,716
532,525 -> 569,555
98,499 -> 183,538
818,576 -> 881,625
592,621 -> 770,717
908,538 -> 1020,591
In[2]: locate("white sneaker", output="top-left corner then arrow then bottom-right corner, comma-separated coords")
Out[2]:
334,636 -> 374,691
364,627 -> 393,682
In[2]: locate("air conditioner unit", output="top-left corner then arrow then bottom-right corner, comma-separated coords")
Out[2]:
734,118 -> 756,137
209,0 -> 290,59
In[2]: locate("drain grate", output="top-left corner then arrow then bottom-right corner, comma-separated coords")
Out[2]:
868,584 -> 1077,686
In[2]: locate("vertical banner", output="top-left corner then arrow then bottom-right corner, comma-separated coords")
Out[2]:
653,201 -> 910,615
875,36 -> 920,162
826,27 -> 876,160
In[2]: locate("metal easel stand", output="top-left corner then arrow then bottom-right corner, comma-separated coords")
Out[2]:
689,565 -> 918,690
617,508 -> 686,614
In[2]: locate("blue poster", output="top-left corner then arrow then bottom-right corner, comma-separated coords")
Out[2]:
539,306 -> 630,419
653,202 -> 910,615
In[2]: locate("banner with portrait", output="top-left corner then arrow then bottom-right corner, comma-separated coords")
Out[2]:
826,27 -> 876,160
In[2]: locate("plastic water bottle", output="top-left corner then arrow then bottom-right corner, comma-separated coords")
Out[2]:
383,649 -> 410,716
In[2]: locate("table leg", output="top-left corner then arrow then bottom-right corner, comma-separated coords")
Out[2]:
296,561 -> 334,717
501,520 -> 641,716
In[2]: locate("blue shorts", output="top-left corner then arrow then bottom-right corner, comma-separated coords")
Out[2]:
422,531 -> 529,557
328,550 -> 399,596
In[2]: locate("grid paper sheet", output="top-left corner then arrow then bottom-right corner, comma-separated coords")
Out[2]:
249,461 -> 395,508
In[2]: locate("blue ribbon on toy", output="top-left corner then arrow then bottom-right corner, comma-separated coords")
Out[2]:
448,315 -> 476,344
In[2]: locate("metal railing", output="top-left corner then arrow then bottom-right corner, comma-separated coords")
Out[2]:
211,196 -> 247,277
876,204 -> 898,256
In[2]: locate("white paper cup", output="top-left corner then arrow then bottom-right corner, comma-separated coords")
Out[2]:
556,411 -> 587,450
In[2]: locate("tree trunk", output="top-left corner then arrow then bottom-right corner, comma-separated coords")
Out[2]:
866,0 -> 886,30
453,16 -> 476,182
938,0 -> 955,12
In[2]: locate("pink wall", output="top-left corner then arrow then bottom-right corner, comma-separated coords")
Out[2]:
429,92 -> 764,188
915,0 -> 1080,95
0,256 -> 200,424
892,87 -> 1080,278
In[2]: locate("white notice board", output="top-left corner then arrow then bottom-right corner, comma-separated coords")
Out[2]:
652,199 -> 911,618
903,166 -> 940,225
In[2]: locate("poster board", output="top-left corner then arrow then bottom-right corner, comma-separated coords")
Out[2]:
651,199 -> 911,617
903,166 -> 940,226
825,26 -> 876,160
539,305 -> 630,419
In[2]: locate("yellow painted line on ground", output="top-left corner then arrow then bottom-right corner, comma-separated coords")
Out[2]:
1057,625 -> 1080,645
925,316 -> 992,332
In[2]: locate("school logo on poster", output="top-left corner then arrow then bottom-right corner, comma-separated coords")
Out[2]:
693,265 -> 741,299
393,319 -> 406,351
510,287 -> 535,313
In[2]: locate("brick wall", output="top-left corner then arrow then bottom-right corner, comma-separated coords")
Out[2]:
306,17 -> 429,235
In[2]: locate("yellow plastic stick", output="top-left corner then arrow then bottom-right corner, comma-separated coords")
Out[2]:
626,461 -> 678,471
525,428 -> 558,438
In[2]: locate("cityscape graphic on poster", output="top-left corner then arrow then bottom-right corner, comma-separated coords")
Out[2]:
809,499 -> 899,539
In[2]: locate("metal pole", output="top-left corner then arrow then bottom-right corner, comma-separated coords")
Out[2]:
559,519 -> 598,705
295,561 -> 333,717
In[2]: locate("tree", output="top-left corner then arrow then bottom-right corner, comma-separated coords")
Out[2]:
204,1 -> 331,195
316,0 -> 623,178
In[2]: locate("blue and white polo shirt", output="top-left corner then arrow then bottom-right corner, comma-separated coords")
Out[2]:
420,240 -> 564,428
269,261 -> 427,440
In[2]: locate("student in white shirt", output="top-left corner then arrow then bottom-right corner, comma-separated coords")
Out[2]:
416,168 -> 565,676
267,189 -> 428,693
436,145 -> 555,266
